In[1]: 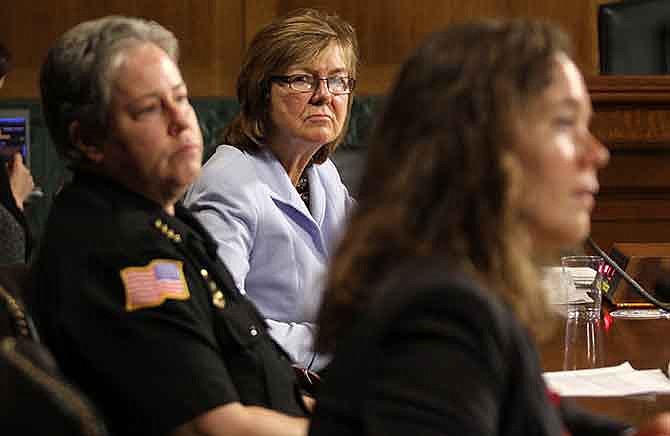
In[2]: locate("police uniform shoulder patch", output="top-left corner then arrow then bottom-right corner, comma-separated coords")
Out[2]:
120,259 -> 190,311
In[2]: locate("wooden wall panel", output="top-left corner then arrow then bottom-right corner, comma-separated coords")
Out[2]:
244,0 -> 280,47
5,0 -> 663,254
267,0 -> 621,94
588,76 -> 670,251
0,0 -> 243,98
1,0 -> 623,98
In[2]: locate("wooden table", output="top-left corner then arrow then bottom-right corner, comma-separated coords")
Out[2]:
540,308 -> 670,426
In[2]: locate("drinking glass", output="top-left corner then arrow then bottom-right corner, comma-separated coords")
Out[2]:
560,255 -> 605,320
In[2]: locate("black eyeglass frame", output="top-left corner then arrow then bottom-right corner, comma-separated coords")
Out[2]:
270,74 -> 356,95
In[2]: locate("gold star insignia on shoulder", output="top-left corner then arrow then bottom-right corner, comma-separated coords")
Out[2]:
153,218 -> 182,243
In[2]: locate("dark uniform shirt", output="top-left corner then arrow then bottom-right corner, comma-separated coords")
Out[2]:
32,171 -> 305,436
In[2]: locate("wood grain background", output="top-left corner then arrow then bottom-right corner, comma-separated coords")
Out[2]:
0,0 -> 619,98
8,0 -> 670,251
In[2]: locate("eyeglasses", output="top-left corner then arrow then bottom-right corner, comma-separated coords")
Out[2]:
271,74 -> 355,95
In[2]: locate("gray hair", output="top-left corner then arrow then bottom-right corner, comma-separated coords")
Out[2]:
40,16 -> 179,165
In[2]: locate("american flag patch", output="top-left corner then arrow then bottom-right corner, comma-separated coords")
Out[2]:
120,259 -> 190,311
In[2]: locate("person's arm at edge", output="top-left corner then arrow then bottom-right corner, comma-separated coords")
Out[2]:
172,402 -> 308,436
7,152 -> 34,210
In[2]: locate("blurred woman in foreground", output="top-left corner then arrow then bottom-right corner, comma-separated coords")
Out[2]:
309,19 -> 670,436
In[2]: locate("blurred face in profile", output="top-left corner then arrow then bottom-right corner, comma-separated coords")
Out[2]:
514,53 -> 609,252
101,42 -> 203,210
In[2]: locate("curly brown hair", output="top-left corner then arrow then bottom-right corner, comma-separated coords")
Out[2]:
315,19 -> 571,353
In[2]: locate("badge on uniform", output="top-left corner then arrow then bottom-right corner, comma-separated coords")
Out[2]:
120,259 -> 190,311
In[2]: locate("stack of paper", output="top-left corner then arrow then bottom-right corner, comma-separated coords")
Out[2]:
541,267 -> 594,305
543,362 -> 670,397
566,267 -> 597,287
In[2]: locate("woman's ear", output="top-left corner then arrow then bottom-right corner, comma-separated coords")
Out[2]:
69,120 -> 104,163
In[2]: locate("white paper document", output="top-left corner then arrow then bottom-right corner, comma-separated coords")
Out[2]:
543,362 -> 670,397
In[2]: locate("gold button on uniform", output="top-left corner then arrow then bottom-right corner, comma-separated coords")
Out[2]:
212,290 -> 226,309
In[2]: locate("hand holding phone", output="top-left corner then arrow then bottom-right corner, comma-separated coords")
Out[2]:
7,152 -> 35,209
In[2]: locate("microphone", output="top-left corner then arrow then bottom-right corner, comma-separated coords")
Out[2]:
586,237 -> 670,311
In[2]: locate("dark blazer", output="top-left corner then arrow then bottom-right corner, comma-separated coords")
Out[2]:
309,261 -> 630,436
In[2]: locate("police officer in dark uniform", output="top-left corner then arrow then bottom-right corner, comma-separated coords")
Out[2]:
32,16 -> 309,436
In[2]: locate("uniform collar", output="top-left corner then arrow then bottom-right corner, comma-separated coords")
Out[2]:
72,169 -> 165,213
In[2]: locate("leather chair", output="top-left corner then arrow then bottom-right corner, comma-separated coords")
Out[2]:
1,337 -> 108,435
599,0 -> 670,74
0,264 -> 108,435
0,263 -> 37,339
